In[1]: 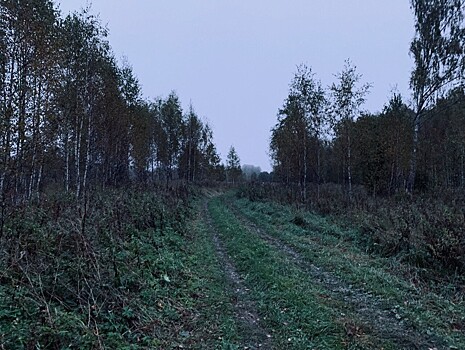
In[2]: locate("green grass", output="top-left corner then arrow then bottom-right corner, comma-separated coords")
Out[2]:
183,203 -> 242,349
208,196 -> 395,350
228,192 -> 465,349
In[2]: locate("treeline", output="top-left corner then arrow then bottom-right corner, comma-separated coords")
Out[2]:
272,74 -> 465,198
0,0 -> 225,208
270,0 -> 465,199
346,89 -> 465,194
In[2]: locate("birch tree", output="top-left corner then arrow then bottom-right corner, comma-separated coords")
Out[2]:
270,65 -> 327,201
289,65 -> 326,200
408,0 -> 465,192
330,59 -> 371,199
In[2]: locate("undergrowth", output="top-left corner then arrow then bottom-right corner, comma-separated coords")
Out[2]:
0,187 -> 218,349
238,183 -> 465,276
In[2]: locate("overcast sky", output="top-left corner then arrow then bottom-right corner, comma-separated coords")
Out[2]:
58,1 -> 414,172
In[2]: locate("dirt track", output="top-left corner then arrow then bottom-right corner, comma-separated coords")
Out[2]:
218,198 -> 446,350
203,200 -> 273,349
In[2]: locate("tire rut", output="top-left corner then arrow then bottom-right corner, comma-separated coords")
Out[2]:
203,200 -> 272,350
225,200 -> 447,350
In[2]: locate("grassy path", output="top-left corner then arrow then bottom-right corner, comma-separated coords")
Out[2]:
222,197 -> 443,349
202,200 -> 272,349
203,195 -> 393,349
195,192 -> 465,349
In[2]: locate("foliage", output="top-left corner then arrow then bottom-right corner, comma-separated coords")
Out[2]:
238,181 -> 465,275
226,146 -> 242,183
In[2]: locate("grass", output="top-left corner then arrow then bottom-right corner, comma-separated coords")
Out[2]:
3,187 -> 464,348
183,203 -> 242,349
228,192 -> 465,349
208,196 -> 395,349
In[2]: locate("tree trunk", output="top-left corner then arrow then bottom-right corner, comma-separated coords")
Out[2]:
389,161 -> 395,195
65,130 -> 70,193
407,113 -> 420,194
302,132 -> 307,203
461,145 -> 464,188
347,127 -> 353,200
0,108 -> 12,239
35,163 -> 43,202
75,113 -> 82,197
82,105 -> 92,196
317,142 -> 321,201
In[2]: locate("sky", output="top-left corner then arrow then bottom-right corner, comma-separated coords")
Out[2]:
58,1 -> 415,172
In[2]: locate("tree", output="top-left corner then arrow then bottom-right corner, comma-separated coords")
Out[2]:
178,104 -> 203,182
119,63 -> 150,182
199,122 -> 223,182
408,0 -> 465,192
330,59 -> 371,198
59,9 -> 114,196
381,93 -> 414,194
258,171 -> 272,183
289,65 -> 327,200
416,87 -> 465,189
270,104 -> 301,185
161,92 -> 183,181
0,0 -> 63,205
226,146 -> 242,183
270,65 -> 327,201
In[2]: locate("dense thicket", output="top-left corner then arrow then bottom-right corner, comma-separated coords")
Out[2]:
0,186 -> 202,348
0,0 -> 223,209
